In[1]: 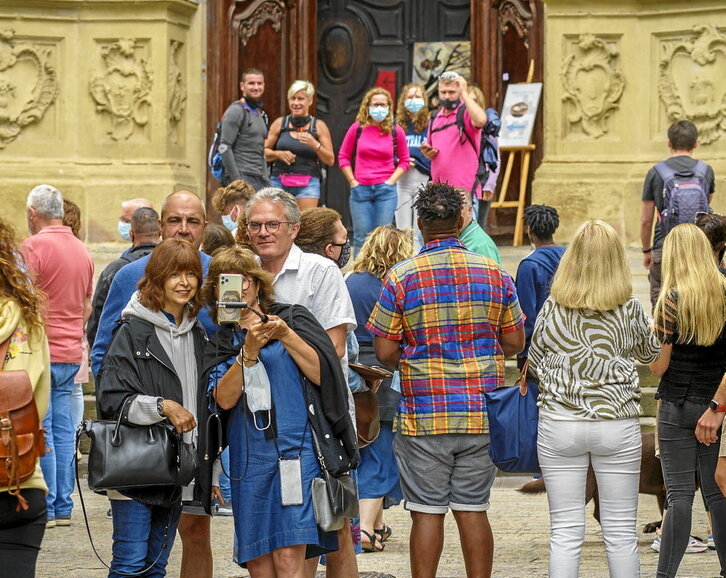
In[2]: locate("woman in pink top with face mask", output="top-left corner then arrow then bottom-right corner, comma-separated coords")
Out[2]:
339,87 -> 410,255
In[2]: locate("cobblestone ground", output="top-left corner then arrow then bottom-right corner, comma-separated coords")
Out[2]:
39,473 -> 719,577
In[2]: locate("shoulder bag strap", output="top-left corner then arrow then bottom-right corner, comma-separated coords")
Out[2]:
516,360 -> 529,396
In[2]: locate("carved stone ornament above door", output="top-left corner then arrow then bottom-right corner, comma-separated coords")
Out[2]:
235,0 -> 295,47
90,38 -> 153,141
561,34 -> 625,139
0,30 -> 59,150
659,24 -> 726,145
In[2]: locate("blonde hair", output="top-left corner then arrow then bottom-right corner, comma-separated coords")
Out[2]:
467,84 -> 486,108
655,224 -> 726,345
396,82 -> 429,133
287,80 -> 314,101
355,87 -> 394,135
352,226 -> 414,279
550,220 -> 631,311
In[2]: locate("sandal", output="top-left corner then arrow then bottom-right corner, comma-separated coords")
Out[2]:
361,529 -> 384,553
375,525 -> 392,543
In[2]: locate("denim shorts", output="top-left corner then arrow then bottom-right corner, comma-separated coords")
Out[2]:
393,433 -> 496,514
271,175 -> 321,199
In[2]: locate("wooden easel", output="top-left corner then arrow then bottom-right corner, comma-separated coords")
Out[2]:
490,60 -> 537,246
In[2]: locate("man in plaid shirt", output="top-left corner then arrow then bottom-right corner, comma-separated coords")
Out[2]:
367,181 -> 524,578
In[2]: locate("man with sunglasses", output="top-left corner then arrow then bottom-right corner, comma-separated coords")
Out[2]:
246,188 -> 361,577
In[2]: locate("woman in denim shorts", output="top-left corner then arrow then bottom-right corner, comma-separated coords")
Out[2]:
265,80 -> 335,210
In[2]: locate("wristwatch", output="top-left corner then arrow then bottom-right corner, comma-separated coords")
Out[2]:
157,398 -> 165,417
709,399 -> 726,412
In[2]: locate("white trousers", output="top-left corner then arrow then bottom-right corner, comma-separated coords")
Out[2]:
395,167 -> 428,232
537,417 -> 642,578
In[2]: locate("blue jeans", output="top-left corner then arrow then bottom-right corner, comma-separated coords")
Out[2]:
219,447 -> 232,504
40,362 -> 80,520
271,175 -> 321,200
109,499 -> 182,577
657,400 -> 726,577
349,183 -> 397,251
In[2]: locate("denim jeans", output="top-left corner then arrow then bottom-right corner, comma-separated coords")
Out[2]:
538,417 -> 642,578
218,447 -> 232,504
109,499 -> 182,577
657,400 -> 726,578
271,175 -> 321,200
40,362 -> 80,520
350,183 -> 397,251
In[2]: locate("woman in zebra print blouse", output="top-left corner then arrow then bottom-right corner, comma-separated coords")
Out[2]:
529,220 -> 662,578
650,223 -> 726,578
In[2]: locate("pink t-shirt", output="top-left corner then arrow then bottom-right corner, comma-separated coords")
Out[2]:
20,226 -> 94,364
428,104 -> 482,195
338,123 -> 410,185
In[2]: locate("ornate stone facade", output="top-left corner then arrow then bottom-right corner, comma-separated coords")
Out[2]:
168,40 -> 186,144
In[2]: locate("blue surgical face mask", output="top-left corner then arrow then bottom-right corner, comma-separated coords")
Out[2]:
404,98 -> 425,114
221,214 -> 237,231
369,106 -> 389,123
117,221 -> 132,242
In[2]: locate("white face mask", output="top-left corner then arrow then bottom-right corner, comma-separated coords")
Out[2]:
404,97 -> 425,114
221,214 -> 236,231
117,221 -> 132,242
246,375 -> 272,430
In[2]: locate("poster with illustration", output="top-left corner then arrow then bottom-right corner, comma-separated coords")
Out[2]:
412,41 -> 471,104
499,83 -> 543,147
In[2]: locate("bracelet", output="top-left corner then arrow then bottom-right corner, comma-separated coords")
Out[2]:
234,353 -> 244,368
242,349 -> 259,365
642,247 -> 653,254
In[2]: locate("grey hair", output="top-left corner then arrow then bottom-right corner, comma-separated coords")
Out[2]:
27,184 -> 64,219
247,188 -> 301,225
131,207 -> 160,237
287,80 -> 314,101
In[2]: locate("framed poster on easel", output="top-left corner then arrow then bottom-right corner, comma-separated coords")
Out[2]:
490,64 -> 542,246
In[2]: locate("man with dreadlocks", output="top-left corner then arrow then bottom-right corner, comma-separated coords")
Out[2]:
515,204 -> 565,371
367,181 -> 524,578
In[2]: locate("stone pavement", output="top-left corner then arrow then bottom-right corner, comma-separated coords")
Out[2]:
38,243 -> 722,577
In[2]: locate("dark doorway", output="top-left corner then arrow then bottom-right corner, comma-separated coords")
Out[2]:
316,0 -> 470,228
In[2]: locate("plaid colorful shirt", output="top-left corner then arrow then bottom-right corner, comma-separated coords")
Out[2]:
367,238 -> 524,436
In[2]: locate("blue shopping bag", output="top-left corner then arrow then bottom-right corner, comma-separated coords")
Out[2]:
484,363 -> 540,473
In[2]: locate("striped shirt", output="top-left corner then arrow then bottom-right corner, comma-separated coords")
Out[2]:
529,296 -> 661,420
367,238 -> 524,436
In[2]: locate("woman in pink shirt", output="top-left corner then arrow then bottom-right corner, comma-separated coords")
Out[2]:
339,87 -> 409,254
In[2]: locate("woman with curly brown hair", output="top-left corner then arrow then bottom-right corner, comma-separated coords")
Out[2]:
0,218 -> 51,577
96,238 -> 207,577
338,87 -> 410,255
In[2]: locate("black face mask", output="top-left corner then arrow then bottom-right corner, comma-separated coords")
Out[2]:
290,115 -> 311,128
245,98 -> 264,110
440,98 -> 460,110
334,240 -> 351,269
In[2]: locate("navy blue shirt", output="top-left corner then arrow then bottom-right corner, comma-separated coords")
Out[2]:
345,271 -> 382,345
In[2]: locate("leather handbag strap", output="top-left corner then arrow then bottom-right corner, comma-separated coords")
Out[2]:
515,360 -> 530,396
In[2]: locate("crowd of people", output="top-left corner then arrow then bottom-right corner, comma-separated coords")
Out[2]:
0,66 -> 725,578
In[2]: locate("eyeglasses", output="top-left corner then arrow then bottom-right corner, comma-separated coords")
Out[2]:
247,220 -> 292,234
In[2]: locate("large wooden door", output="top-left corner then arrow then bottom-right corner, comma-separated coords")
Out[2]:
316,0 -> 470,226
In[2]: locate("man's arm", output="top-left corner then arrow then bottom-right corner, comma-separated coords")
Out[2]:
696,372 -> 726,445
640,200 -> 655,269
325,324 -> 348,360
499,326 -> 525,358
458,77 -> 487,128
374,336 -> 400,370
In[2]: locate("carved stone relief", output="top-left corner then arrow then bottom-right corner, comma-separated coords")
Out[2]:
90,38 -> 153,141
496,0 -> 535,48
168,40 -> 186,144
562,34 -> 625,139
0,30 -> 59,149
659,24 -> 726,145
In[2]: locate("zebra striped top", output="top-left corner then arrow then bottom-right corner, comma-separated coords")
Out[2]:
529,296 -> 661,420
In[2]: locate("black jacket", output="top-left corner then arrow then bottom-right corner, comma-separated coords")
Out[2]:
96,315 -> 207,506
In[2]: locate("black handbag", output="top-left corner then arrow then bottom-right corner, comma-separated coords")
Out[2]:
81,398 -> 195,492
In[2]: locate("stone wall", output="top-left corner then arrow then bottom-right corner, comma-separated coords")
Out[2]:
0,0 -> 204,241
534,0 -> 726,243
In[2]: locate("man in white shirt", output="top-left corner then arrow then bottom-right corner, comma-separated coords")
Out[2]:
246,187 -> 359,577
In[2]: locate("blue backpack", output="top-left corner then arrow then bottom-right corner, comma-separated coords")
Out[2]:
654,160 -> 710,235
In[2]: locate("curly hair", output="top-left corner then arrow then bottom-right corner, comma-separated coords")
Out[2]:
296,208 -> 342,257
352,226 -> 414,278
355,87 -> 394,135
413,181 -> 463,227
212,179 -> 256,214
524,204 -> 560,241
63,199 -> 82,239
202,246 -> 276,323
396,83 -> 429,134
137,239 -> 204,318
0,218 -> 45,338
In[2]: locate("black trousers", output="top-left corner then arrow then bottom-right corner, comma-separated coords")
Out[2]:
0,489 -> 47,578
